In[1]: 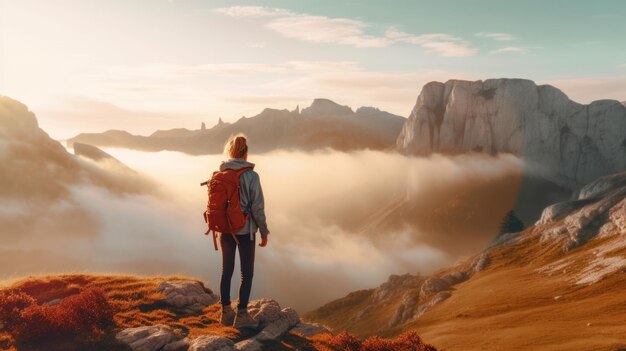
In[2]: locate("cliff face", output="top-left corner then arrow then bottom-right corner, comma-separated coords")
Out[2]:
397,79 -> 626,188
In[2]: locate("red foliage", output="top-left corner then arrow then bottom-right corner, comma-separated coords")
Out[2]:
328,331 -> 437,351
1,288 -> 115,343
0,290 -> 36,328
328,332 -> 363,351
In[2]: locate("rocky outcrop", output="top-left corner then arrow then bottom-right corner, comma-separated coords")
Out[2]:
158,280 -> 219,314
397,79 -> 626,188
538,171 -> 626,251
115,298 -> 306,351
372,274 -> 422,301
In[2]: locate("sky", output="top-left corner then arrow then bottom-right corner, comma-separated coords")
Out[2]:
1,0 -> 625,138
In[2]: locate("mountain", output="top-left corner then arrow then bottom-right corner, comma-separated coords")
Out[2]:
306,171 -> 626,350
67,99 -> 406,155
0,274 -> 436,351
0,96 -> 154,269
397,79 -> 626,189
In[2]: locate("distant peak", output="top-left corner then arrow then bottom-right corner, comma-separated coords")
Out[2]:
301,98 -> 353,116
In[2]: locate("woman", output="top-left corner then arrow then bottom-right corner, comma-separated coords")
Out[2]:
217,133 -> 270,329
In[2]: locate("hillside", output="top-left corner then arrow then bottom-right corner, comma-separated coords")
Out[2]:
306,171 -> 626,350
67,99 -> 405,155
0,274 -> 436,351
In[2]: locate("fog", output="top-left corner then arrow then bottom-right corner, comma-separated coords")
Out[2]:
0,147 -> 524,312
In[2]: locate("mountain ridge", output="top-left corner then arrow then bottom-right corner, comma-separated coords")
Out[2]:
68,99 -> 406,155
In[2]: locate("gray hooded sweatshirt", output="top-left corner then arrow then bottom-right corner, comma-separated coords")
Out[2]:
219,158 -> 270,240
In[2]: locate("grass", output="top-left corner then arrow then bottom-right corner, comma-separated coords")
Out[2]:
0,274 -> 236,350
0,273 -> 438,351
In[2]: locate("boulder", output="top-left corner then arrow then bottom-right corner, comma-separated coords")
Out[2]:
189,335 -> 235,351
163,337 -> 190,351
247,299 -> 300,341
234,339 -> 262,351
159,280 -> 218,313
115,325 -> 180,351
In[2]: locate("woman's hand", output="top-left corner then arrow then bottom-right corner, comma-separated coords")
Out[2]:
259,236 -> 268,247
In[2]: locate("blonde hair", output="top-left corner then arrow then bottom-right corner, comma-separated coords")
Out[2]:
224,133 -> 249,159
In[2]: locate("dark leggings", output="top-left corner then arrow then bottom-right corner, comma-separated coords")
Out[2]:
219,233 -> 255,310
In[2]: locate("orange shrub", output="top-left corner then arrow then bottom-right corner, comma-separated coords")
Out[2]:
328,331 -> 362,351
0,290 -> 36,328
11,288 -> 114,342
328,331 -> 437,351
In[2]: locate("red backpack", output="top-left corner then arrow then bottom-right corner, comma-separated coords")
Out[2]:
203,166 -> 254,251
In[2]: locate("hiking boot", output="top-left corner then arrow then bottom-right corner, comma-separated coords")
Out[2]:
220,305 -> 235,326
234,308 -> 259,330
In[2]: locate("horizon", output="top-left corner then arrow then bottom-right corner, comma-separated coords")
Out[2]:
1,0 -> 625,139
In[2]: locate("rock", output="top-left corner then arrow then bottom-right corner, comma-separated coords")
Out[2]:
578,171 -> 626,200
372,274 -> 421,301
45,298 -> 61,306
247,299 -> 283,326
189,335 -> 235,351
159,280 -> 218,313
388,291 -> 419,327
538,172 -> 626,250
291,322 -> 329,337
254,307 -> 299,341
246,299 -> 299,340
414,291 -> 452,319
397,78 -> 626,188
234,339 -> 262,351
116,325 -> 179,351
163,337 -> 190,351
470,253 -> 491,273
420,271 -> 467,297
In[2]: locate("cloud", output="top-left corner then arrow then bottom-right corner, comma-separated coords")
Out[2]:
475,32 -> 516,41
385,29 -> 476,57
266,15 -> 389,48
213,6 -> 293,18
214,6 -> 477,56
490,46 -> 525,54
1,148 -> 525,312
